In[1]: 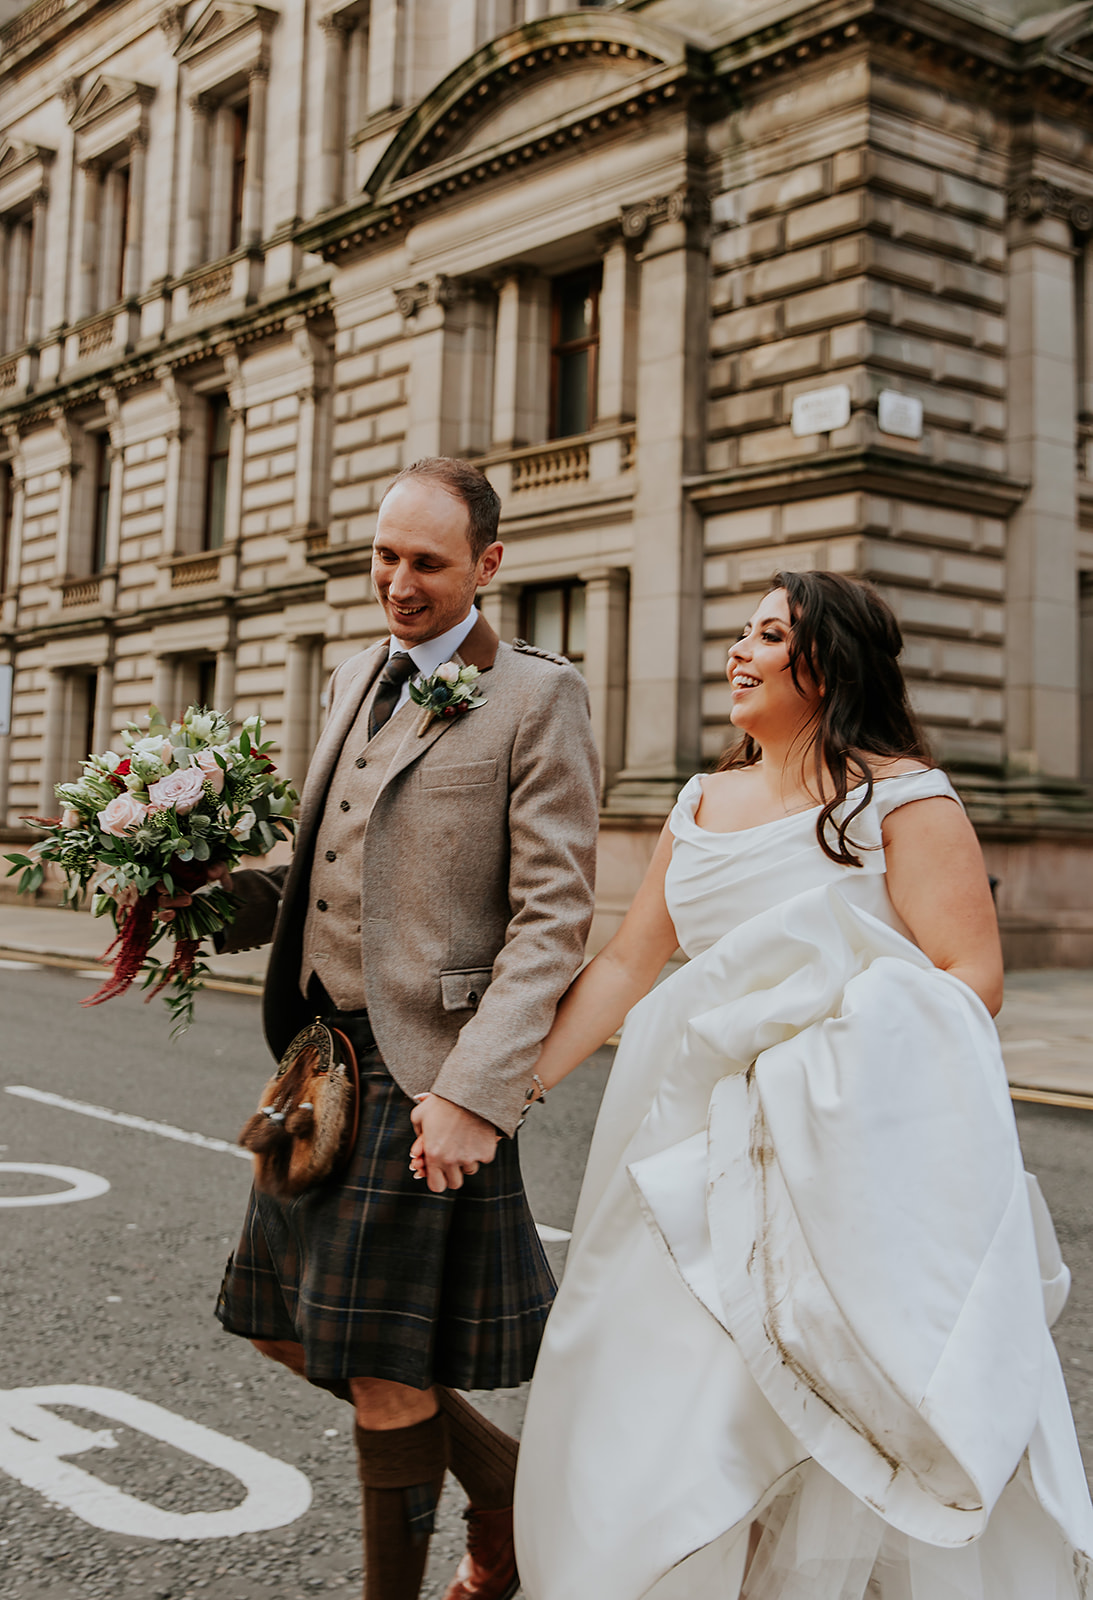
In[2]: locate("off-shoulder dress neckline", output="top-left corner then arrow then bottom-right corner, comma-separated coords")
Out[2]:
684,766 -> 934,839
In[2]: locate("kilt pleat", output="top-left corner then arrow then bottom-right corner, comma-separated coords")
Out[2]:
216,1015 -> 556,1391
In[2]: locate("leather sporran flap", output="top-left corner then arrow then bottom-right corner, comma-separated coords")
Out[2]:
238,1020 -> 360,1198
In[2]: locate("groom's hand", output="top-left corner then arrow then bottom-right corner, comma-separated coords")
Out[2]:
409,1094 -> 500,1193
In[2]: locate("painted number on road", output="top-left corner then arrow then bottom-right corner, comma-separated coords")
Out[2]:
0,1385 -> 312,1540
0,1163 -> 111,1207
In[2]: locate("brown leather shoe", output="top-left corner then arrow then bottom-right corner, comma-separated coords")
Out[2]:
440,1505 -> 519,1600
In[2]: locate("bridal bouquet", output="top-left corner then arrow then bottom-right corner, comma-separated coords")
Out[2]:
5,705 -> 298,1033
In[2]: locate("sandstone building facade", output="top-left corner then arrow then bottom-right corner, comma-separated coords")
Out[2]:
1,0 -> 1092,960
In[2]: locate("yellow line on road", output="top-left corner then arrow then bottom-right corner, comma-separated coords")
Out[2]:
1010,1085 -> 1093,1112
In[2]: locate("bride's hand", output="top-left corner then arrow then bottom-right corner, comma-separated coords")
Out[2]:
158,860 -> 233,922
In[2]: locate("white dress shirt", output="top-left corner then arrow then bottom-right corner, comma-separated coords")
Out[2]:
387,606 -> 479,714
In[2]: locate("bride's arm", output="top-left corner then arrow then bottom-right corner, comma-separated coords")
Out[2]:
883,797 -> 1004,1016
532,821 -> 681,1093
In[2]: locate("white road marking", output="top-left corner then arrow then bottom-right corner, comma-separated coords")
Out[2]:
0,1385 -> 312,1540
0,957 -> 38,969
5,1085 -> 253,1161
4,1083 -> 573,1238
0,1162 -> 111,1208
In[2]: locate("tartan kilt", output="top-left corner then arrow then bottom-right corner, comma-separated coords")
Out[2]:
215,1011 -> 556,1392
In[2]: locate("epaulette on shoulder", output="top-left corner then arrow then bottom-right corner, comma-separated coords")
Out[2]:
512,638 -> 570,666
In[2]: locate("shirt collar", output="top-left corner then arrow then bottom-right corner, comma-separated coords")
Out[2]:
389,607 -> 479,680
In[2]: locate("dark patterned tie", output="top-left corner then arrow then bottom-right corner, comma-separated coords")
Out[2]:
367,651 -> 415,740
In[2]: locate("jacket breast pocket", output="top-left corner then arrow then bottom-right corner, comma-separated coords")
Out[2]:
440,969 -> 494,1012
421,760 -> 498,790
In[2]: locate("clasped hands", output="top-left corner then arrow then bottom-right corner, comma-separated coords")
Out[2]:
409,1093 -> 501,1193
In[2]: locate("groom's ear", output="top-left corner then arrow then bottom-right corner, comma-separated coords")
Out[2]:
476,541 -> 504,588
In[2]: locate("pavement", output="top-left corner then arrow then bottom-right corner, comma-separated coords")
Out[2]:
0,900 -> 1090,1100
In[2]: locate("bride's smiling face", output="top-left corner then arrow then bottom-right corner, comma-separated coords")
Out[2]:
726,589 -> 823,741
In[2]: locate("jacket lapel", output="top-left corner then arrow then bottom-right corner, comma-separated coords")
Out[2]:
379,614 -> 500,791
294,642 -> 387,853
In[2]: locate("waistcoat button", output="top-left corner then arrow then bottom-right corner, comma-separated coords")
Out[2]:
316,899 -> 328,912
355,756 -> 367,768
325,850 -> 337,862
340,800 -> 351,811
467,991 -> 478,1006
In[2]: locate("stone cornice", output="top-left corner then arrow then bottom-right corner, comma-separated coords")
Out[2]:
0,284 -> 332,433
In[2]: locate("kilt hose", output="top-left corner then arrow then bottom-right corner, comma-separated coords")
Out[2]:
215,1007 -> 556,1392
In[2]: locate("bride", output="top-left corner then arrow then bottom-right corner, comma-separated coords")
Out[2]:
513,571 -> 1093,1600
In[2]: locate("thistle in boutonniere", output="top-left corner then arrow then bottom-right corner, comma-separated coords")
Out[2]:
410,660 -> 487,736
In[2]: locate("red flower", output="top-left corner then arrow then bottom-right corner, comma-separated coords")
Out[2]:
109,757 -> 131,787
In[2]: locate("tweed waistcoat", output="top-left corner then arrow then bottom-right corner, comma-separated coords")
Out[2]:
299,676 -> 416,1009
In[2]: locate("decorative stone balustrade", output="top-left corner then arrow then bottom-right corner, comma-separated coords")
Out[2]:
77,312 -> 115,360
511,441 -> 591,494
170,552 -> 221,588
60,575 -> 102,608
0,358 -> 19,394
188,264 -> 234,312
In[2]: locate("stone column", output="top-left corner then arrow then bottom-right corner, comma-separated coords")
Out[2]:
606,190 -> 708,813
282,635 -> 317,788
597,233 -> 639,425
25,190 -> 48,343
103,443 -> 124,568
580,566 -> 629,796
92,661 -> 115,753
185,95 -> 214,270
0,654 -> 12,822
491,271 -> 549,448
6,215 -> 29,350
0,223 -> 9,355
241,64 -> 269,247
1005,195 -> 1081,780
152,657 -> 176,721
213,648 -> 236,715
39,668 -> 67,813
122,130 -> 147,300
77,163 -> 103,320
318,15 -> 352,212
1081,573 -> 1093,785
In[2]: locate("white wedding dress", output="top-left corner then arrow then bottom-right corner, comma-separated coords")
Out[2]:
514,768 -> 1093,1600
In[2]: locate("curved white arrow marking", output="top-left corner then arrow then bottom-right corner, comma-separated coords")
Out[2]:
0,1386 -> 312,1540
0,1163 -> 111,1208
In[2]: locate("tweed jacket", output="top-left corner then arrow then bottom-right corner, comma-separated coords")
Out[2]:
223,615 -> 600,1136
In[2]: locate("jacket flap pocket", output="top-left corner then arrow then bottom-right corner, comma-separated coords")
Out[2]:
440,968 -> 494,1012
422,760 -> 498,789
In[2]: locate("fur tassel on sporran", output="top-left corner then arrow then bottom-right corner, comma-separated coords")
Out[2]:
238,1021 -> 360,1199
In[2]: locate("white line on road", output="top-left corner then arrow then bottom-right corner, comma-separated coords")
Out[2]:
4,1085 -> 253,1161
4,1083 -> 574,1239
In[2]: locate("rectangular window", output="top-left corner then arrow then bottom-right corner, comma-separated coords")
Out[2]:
114,164 -> 131,304
198,658 -> 217,710
203,395 -> 231,550
229,100 -> 249,253
521,580 -> 586,670
92,435 -> 111,573
550,268 -> 601,440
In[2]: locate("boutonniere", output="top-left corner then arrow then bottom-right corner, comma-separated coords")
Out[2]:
409,661 -> 488,736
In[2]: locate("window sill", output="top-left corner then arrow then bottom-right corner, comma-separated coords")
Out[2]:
478,424 -> 636,503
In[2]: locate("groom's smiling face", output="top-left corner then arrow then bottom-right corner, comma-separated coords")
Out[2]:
371,477 -> 502,646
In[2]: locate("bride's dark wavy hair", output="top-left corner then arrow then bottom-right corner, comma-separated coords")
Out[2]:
717,570 -> 932,866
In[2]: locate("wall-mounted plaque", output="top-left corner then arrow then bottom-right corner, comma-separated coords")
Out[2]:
878,390 -> 924,440
790,385 -> 851,438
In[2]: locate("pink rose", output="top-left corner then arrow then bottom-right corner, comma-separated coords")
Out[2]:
97,793 -> 149,836
61,808 -> 82,829
195,749 -> 226,795
147,766 -> 207,815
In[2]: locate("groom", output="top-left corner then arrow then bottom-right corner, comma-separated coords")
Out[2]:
213,457 -> 599,1600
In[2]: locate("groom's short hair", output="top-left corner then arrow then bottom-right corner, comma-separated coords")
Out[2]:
385,457 -> 501,561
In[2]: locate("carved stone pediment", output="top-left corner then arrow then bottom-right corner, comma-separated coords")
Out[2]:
1039,4 -> 1093,80
368,13 -> 694,200
69,76 -> 155,162
176,1 -> 277,94
0,139 -> 54,213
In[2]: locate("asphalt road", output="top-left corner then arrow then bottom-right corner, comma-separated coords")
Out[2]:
1,963 -> 1092,1599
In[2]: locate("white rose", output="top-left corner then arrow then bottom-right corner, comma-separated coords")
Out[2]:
61,808 -> 82,829
434,661 -> 460,684
230,806 -> 257,841
187,711 -> 216,741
